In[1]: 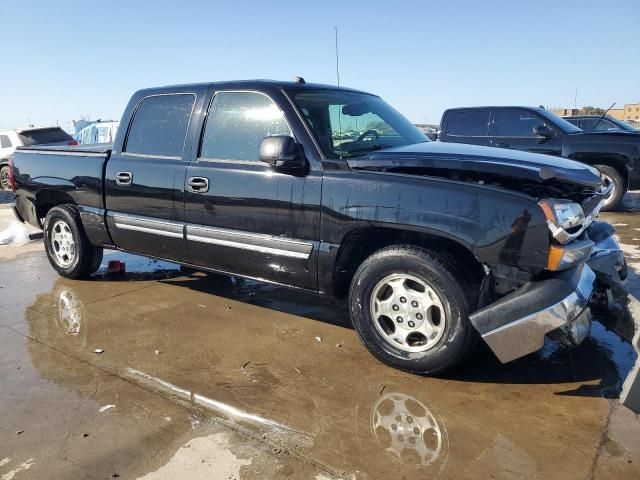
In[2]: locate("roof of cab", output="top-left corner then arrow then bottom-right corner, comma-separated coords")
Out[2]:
444,106 -> 544,112
132,79 -> 372,97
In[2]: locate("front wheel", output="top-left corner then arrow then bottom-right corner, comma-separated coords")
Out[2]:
349,245 -> 477,375
595,164 -> 625,212
44,205 -> 103,279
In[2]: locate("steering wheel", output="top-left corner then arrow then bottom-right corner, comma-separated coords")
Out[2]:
356,129 -> 380,142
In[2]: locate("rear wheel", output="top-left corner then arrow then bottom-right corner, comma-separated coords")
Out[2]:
0,165 -> 10,191
349,245 -> 477,375
595,164 -> 625,212
44,205 -> 103,279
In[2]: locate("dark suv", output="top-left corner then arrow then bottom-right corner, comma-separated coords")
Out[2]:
439,106 -> 640,210
563,115 -> 639,133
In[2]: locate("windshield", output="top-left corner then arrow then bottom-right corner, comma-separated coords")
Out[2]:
607,116 -> 638,132
536,109 -> 583,134
289,89 -> 427,159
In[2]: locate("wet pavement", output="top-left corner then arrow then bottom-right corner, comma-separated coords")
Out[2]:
1,196 -> 639,479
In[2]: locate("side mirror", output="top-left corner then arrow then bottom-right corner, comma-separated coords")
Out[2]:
259,136 -> 306,171
533,125 -> 554,138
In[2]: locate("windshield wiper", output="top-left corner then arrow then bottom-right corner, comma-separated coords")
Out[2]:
338,144 -> 393,158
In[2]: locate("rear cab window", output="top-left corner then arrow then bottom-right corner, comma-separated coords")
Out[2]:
125,94 -> 196,158
444,110 -> 490,136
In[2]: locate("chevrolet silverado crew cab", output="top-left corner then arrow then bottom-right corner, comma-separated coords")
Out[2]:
9,79 -> 633,376
439,106 -> 640,211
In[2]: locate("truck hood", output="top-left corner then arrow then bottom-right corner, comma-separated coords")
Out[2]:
569,130 -> 640,138
347,142 -> 603,189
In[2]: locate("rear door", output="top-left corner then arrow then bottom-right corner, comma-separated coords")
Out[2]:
492,108 -> 562,156
105,91 -> 202,262
440,109 -> 492,146
183,88 -> 322,289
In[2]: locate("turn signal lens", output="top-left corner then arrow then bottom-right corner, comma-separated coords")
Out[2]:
547,245 -> 566,271
546,241 -> 594,271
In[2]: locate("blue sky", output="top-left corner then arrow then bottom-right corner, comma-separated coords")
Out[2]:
1,0 -> 638,130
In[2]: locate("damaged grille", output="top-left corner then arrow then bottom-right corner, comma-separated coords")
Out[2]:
582,194 -> 602,217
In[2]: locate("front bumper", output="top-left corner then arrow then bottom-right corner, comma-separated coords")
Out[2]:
471,225 -> 640,413
470,264 -> 596,363
470,223 -> 634,364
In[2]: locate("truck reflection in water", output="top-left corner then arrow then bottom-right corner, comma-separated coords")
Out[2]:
56,288 -> 82,336
370,392 -> 448,470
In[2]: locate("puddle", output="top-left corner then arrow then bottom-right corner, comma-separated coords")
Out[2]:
0,206 -> 638,479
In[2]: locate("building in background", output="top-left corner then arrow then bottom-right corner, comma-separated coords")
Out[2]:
606,108 -> 625,120
625,103 -> 640,122
551,108 -> 579,117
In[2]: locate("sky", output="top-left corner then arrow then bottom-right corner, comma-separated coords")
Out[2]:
1,0 -> 638,130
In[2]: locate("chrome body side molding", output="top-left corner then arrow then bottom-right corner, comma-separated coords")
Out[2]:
186,225 -> 313,259
110,213 -> 184,239
108,212 -> 313,259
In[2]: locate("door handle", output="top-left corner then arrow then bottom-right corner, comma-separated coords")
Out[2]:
187,176 -> 209,193
494,142 -> 510,148
116,171 -> 133,185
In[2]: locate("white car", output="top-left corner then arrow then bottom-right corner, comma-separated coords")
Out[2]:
0,127 -> 76,191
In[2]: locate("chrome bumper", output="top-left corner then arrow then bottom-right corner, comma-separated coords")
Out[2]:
480,265 -> 595,363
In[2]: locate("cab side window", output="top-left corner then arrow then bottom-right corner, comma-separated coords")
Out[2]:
125,94 -> 195,158
200,91 -> 291,161
0,135 -> 12,148
494,109 -> 552,137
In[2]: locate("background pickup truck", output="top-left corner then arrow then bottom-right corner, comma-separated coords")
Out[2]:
438,106 -> 640,211
9,79 -> 633,378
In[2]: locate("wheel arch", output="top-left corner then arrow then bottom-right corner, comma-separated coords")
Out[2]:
35,189 -> 77,227
331,226 -> 485,299
569,153 -> 629,188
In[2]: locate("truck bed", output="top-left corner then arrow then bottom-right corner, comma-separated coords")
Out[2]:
12,144 -> 112,228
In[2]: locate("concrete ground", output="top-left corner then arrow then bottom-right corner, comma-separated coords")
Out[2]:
0,192 -> 639,479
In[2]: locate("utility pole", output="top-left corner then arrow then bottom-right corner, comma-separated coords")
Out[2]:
574,88 -> 578,109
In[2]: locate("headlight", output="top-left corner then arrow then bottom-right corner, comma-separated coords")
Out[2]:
539,200 -> 586,244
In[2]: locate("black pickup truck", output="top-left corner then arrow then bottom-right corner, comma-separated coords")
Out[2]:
9,79 -> 633,377
439,106 -> 640,210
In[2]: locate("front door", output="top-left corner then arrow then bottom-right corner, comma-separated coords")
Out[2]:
491,108 -> 562,156
105,92 -> 198,262
183,89 -> 322,289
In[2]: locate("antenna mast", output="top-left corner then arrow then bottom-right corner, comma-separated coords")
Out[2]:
334,26 -> 340,86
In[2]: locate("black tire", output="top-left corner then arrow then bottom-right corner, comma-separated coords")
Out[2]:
89,248 -> 104,274
0,165 -> 10,192
43,205 -> 103,279
349,245 -> 477,375
595,164 -> 625,212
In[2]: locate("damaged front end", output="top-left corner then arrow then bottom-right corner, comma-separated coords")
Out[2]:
469,189 -> 639,413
